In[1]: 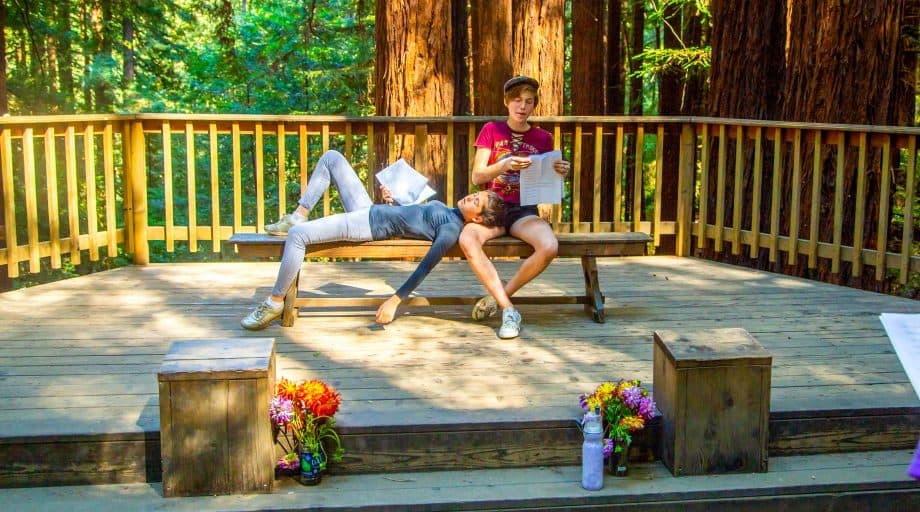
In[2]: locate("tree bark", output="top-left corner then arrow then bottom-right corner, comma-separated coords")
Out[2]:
680,3 -> 706,116
374,0 -> 456,199
91,0 -> 113,111
601,0 -> 625,224
512,0 -> 564,116
779,0 -> 913,289
705,0 -> 785,266
470,0 -> 512,115
0,0 -> 8,116
625,0 -> 644,223
122,4 -> 135,86
81,2 -> 93,111
572,0 -> 606,223
55,1 -> 74,112
657,3 -> 682,254
708,0 -> 785,120
0,0 -> 6,289
606,0 -> 624,115
452,0 -> 471,202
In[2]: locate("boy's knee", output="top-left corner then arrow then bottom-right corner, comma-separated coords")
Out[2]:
321,149 -> 344,164
536,238 -> 558,259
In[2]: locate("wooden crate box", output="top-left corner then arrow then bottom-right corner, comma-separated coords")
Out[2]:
653,328 -> 772,476
158,338 -> 276,497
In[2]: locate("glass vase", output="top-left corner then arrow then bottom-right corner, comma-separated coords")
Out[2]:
298,449 -> 326,486
608,438 -> 630,477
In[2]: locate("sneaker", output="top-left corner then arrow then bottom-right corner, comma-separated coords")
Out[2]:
241,302 -> 283,330
265,214 -> 305,236
498,307 -> 522,339
472,295 -> 498,321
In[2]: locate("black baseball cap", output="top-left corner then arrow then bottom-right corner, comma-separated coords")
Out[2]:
503,76 -> 539,93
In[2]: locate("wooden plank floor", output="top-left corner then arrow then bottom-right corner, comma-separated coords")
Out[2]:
1,450 -> 917,511
1,256 -> 919,439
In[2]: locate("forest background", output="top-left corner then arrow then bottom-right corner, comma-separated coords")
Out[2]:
1,0 -> 918,295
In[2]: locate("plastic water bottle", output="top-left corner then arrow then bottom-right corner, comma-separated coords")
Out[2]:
581,405 -> 604,490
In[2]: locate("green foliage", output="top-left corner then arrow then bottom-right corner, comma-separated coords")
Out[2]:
631,46 -> 711,81
3,0 -> 374,115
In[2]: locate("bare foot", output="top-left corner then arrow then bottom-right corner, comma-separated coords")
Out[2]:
375,295 -> 401,324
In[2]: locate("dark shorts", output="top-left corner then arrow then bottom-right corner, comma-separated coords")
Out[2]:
503,204 -> 540,232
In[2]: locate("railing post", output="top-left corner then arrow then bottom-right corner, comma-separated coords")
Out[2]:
129,120 -> 149,265
675,123 -> 695,257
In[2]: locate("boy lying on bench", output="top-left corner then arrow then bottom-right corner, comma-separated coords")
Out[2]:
240,150 -> 506,331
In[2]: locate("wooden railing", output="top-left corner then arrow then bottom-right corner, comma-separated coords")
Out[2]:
1,114 -> 917,286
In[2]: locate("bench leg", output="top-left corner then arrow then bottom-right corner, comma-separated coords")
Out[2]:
281,271 -> 299,327
581,256 -> 605,323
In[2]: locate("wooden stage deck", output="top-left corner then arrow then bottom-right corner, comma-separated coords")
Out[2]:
1,256 -> 919,504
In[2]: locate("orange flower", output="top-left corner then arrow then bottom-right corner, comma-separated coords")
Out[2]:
302,380 -> 341,417
276,377 -> 300,401
619,415 -> 645,431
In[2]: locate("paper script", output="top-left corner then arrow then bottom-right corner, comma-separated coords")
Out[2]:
519,150 -> 563,206
880,313 -> 920,400
375,159 -> 436,206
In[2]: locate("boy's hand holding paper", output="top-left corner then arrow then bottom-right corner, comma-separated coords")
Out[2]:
519,150 -> 564,206
375,159 -> 436,206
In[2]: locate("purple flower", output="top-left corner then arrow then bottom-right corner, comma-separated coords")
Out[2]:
603,438 -> 613,459
277,452 -> 300,470
578,393 -> 590,412
270,396 -> 294,426
638,396 -> 657,420
622,386 -> 643,409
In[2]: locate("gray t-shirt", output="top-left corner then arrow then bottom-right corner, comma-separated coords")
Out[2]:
369,201 -> 464,299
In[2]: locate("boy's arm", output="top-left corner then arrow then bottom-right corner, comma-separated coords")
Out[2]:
375,221 -> 460,324
392,222 -> 461,299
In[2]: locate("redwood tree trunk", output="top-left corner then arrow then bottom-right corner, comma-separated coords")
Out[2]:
705,0 -> 785,266
602,0 -> 625,224
374,0 -> 456,199
606,0 -> 624,115
708,0 -> 785,120
779,0 -> 913,289
572,0 -> 606,224
681,3 -> 706,116
0,0 -> 7,116
657,3 -> 682,254
512,0 -> 564,116
470,0 -> 512,115
624,0 -> 644,223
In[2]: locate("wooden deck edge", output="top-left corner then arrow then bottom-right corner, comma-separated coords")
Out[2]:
1,452 -> 917,511
2,410 -> 919,488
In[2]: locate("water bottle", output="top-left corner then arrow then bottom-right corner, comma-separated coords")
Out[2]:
581,405 -> 604,490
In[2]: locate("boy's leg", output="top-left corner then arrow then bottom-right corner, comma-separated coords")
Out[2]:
297,150 -> 373,213
270,208 -> 372,297
243,208 -> 372,330
267,150 -> 372,234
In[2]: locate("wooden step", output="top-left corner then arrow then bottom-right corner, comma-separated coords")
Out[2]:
0,450 -> 917,511
2,408 -> 918,488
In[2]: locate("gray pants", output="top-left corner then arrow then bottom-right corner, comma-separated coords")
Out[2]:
271,150 -> 374,297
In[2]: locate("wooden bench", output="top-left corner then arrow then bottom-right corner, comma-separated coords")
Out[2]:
229,231 -> 651,326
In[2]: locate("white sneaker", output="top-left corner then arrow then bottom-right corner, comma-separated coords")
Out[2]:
498,307 -> 521,339
471,295 -> 499,321
241,301 -> 283,330
265,213 -> 305,236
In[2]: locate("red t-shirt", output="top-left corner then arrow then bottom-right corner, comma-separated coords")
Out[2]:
474,121 -> 554,205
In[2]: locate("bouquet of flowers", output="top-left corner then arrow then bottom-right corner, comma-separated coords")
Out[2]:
269,377 -> 345,473
579,380 -> 656,460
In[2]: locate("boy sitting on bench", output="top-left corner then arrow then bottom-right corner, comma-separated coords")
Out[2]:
241,150 -> 506,331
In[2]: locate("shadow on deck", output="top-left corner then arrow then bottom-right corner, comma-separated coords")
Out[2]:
0,257 -> 918,508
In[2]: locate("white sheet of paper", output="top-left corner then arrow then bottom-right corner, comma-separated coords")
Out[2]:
375,159 -> 434,205
519,150 -> 563,206
880,313 -> 920,400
